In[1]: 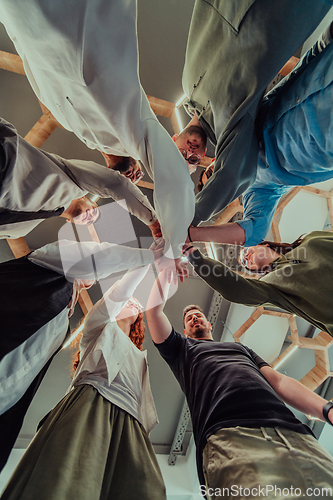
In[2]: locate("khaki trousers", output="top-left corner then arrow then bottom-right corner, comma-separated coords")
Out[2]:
203,426 -> 333,500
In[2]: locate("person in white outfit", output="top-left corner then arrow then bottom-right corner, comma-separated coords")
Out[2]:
0,238 -> 162,472
1,264 -> 166,500
0,118 -> 160,240
0,0 -> 195,257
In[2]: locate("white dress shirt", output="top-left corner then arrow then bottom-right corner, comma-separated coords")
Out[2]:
0,119 -> 157,239
68,265 -> 158,433
0,0 -> 195,256
0,241 -> 154,416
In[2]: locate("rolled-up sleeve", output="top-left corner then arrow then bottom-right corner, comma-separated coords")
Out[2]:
237,183 -> 288,246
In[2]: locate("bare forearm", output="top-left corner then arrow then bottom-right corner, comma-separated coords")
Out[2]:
146,270 -> 170,314
108,265 -> 150,302
284,380 -> 327,420
262,366 -> 332,423
189,223 -> 246,246
146,270 -> 173,344
279,376 -> 330,422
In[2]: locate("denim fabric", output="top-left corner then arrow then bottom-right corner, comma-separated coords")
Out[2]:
238,27 -> 333,246
188,0 -> 332,225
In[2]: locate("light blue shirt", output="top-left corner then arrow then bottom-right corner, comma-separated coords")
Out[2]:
238,26 -> 333,246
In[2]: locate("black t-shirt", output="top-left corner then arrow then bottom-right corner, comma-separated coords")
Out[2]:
155,329 -> 311,483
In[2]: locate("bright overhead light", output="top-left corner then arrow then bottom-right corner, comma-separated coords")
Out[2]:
90,194 -> 99,203
62,322 -> 85,349
205,242 -> 218,260
307,415 -> 321,421
274,345 -> 299,370
175,93 -> 187,108
174,107 -> 183,132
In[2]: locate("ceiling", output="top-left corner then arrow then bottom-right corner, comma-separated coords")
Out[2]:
1,2 -> 333,497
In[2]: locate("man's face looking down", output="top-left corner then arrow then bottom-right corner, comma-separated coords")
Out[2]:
102,153 -> 143,184
184,309 -> 212,339
173,125 -> 207,173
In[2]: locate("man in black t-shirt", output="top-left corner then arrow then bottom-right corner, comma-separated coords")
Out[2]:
146,270 -> 333,499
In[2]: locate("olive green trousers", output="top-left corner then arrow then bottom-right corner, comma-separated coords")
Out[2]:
1,385 -> 166,500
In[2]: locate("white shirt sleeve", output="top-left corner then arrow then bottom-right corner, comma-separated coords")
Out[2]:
28,240 -> 154,282
79,265 -> 150,348
62,158 -> 157,226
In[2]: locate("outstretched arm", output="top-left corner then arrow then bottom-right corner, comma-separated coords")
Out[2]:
81,264 -> 151,347
146,270 -> 173,344
188,222 -> 246,246
261,365 -> 333,424
192,183 -> 287,248
62,157 -> 157,226
192,116 -> 258,227
107,264 -> 150,304
29,240 -> 164,282
187,249 -> 282,307
81,0 -> 195,257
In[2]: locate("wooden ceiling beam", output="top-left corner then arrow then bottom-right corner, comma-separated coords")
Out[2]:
212,198 -> 243,226
6,237 -> 30,258
234,307 -> 332,392
275,187 -> 302,216
137,179 -> 154,190
261,309 -> 294,319
0,50 -> 25,74
271,343 -> 298,369
170,109 -> 181,135
271,215 -> 281,242
293,331 -> 333,350
78,288 -> 94,315
301,185 -> 331,198
147,95 -> 175,118
300,350 -> 330,391
87,224 -> 100,243
24,112 -> 59,148
279,56 -> 299,77
233,307 -> 263,342
288,315 -> 299,345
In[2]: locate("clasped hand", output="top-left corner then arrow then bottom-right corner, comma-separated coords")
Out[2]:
150,239 -> 189,283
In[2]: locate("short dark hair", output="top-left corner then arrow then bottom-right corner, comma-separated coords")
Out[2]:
259,235 -> 305,255
178,125 -> 208,148
112,156 -> 132,174
182,304 -> 204,327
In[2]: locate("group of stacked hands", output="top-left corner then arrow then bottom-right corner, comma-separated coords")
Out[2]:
1,1 -> 333,499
